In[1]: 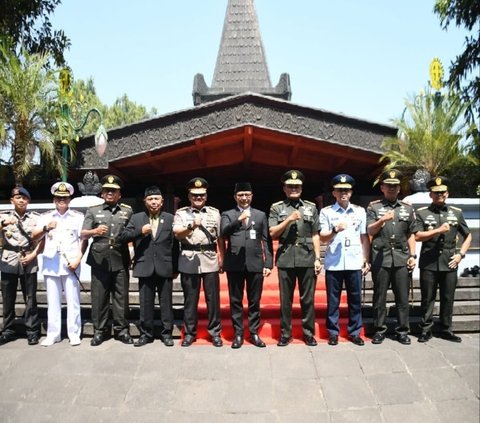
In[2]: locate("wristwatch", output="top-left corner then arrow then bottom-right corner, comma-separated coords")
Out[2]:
187,223 -> 193,231
459,252 -> 466,259
409,254 -> 417,259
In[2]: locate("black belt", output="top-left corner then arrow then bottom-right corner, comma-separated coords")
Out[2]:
3,245 -> 32,253
182,243 -> 216,252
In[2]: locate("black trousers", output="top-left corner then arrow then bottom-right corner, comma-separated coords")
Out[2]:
91,267 -> 130,336
226,270 -> 264,336
1,271 -> 39,337
181,272 -> 221,338
419,269 -> 457,334
278,267 -> 316,338
372,265 -> 410,335
138,276 -> 173,338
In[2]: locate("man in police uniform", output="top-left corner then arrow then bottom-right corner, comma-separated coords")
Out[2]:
319,174 -> 370,346
81,175 -> 134,346
173,177 -> 224,347
0,187 -> 43,346
37,182 -> 87,346
221,182 -> 273,348
269,170 -> 321,347
414,176 -> 471,343
367,170 -> 416,345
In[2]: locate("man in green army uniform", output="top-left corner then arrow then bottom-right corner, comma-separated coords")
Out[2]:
414,176 -> 471,343
367,170 -> 416,345
269,170 -> 321,347
81,175 -> 134,346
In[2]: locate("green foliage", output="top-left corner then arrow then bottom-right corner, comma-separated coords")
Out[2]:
0,42 -> 64,185
434,0 -> 479,143
380,88 -> 479,195
0,0 -> 70,67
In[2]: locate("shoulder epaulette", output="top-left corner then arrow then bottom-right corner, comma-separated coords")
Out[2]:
304,200 -> 316,206
450,206 -> 462,211
271,201 -> 283,207
352,204 -> 363,209
206,206 -> 219,212
70,209 -> 84,215
322,205 -> 333,210
177,206 -> 188,211
120,203 -> 132,209
368,199 -> 382,205
29,211 -> 41,216
416,206 -> 428,211
400,200 -> 413,206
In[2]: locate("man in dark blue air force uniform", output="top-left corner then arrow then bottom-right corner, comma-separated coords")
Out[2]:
268,170 -> 321,347
81,175 -> 134,346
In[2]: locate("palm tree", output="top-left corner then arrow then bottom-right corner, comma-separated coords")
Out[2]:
0,42 -> 63,186
379,88 -> 476,192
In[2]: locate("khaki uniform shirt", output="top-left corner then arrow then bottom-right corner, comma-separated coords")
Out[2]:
173,206 -> 220,274
0,210 -> 40,274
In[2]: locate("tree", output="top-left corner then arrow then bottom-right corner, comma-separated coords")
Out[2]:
0,43 -> 64,186
379,88 -> 478,195
434,0 -> 479,142
0,0 -> 70,66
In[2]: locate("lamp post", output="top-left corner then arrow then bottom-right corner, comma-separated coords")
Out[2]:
59,68 -> 108,182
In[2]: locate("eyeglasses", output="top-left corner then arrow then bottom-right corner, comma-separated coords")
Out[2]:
191,194 -> 206,198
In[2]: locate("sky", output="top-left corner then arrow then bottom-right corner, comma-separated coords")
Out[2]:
50,0 -> 471,127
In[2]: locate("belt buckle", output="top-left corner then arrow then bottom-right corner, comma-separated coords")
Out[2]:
108,238 -> 114,246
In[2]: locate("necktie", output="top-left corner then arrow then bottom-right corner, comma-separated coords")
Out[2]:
150,214 -> 159,237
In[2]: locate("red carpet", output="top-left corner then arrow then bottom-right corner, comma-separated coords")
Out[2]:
188,268 -> 364,346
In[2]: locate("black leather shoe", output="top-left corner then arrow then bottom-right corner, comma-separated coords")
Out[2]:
161,336 -> 174,347
249,334 -> 266,348
371,332 -> 385,344
417,332 -> 432,343
181,335 -> 196,347
212,336 -> 223,347
117,333 -> 134,345
303,335 -> 317,346
134,334 -> 154,347
90,333 -> 104,346
440,332 -> 462,343
0,333 -> 16,346
231,335 -> 243,349
328,335 -> 338,346
277,336 -> 292,347
27,334 -> 39,345
397,334 -> 411,345
349,335 -> 365,346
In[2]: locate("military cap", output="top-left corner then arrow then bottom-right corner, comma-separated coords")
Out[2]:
11,186 -> 31,200
144,186 -> 162,198
281,170 -> 304,185
427,176 -> 449,192
51,182 -> 74,197
101,174 -> 122,190
380,169 -> 402,185
332,174 -> 355,189
234,182 -> 253,193
187,177 -> 208,194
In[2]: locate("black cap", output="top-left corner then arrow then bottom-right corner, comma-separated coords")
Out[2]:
234,182 -> 253,193
101,174 -> 123,190
380,169 -> 402,184
144,186 -> 162,198
331,174 -> 355,189
11,186 -> 31,200
427,176 -> 449,192
281,170 -> 304,185
187,177 -> 208,194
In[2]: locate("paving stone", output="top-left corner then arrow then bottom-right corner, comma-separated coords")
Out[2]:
329,407 -> 383,423
455,364 -> 480,397
381,403 -> 441,423
435,399 -> 480,423
320,375 -> 377,410
366,372 -> 423,404
355,348 -> 406,375
273,379 -> 326,413
312,349 -> 363,377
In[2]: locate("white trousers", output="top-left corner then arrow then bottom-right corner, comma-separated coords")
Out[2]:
45,274 -> 81,341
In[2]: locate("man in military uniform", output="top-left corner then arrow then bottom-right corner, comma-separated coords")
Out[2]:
173,177 -> 224,347
367,170 -> 416,345
81,175 -> 134,346
221,182 -> 273,348
269,170 -> 321,347
319,174 -> 370,346
36,182 -> 87,347
0,187 -> 43,346
414,176 -> 471,343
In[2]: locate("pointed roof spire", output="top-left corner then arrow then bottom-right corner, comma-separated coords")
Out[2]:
193,0 -> 291,105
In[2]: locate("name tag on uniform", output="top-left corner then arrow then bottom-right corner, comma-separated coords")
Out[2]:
249,229 -> 256,240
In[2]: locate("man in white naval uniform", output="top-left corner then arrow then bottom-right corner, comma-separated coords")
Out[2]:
37,182 -> 87,346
